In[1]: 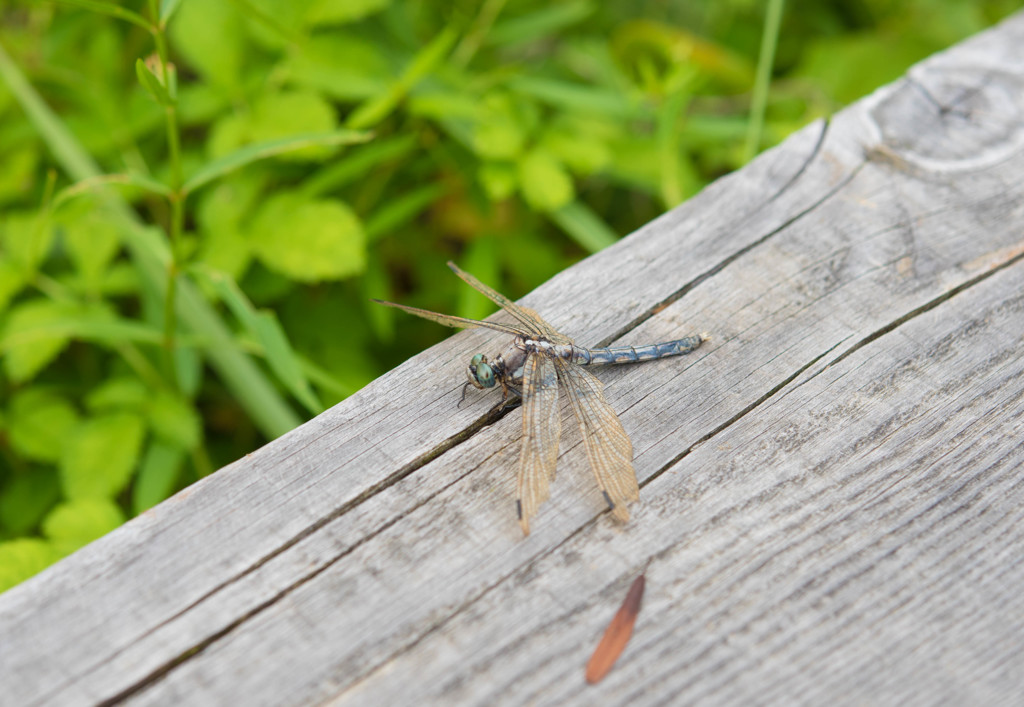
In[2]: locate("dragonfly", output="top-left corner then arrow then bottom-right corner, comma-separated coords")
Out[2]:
374,262 -> 705,534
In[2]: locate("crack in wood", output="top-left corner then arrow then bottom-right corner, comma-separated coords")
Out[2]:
820,246 -> 1024,374
608,120 -> 841,349
89,409 -> 518,705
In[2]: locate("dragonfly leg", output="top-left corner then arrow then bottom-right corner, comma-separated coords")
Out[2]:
457,381 -> 474,408
496,380 -> 522,412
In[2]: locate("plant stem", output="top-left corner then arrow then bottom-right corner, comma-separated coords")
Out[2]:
149,0 -> 184,390
744,0 -> 785,163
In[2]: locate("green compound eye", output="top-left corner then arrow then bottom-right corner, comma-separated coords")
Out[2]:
467,354 -> 496,388
475,362 -> 495,387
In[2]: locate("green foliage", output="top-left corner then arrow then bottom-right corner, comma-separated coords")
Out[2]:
42,497 -> 125,555
249,192 -> 367,281
0,538 -> 63,593
0,0 -> 1015,593
60,413 -> 145,499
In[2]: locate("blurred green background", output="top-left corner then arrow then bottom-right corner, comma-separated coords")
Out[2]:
0,0 -> 1015,591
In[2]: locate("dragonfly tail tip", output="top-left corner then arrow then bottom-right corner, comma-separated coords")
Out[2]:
602,491 -> 616,510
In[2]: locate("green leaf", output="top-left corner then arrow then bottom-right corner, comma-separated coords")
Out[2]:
160,0 -> 185,24
345,27 -> 458,130
94,262 -> 139,296
548,201 -> 618,253
53,173 -> 174,206
135,58 -> 173,107
8,389 -> 80,463
60,414 -> 146,499
85,376 -> 149,411
407,91 -> 482,120
472,118 -> 526,161
657,89 -> 693,207
470,93 -> 534,160
797,33 -> 927,105
195,176 -> 260,279
202,270 -> 322,414
305,0 -> 389,25
1,210 -> 54,273
146,390 -> 202,449
174,344 -> 204,398
56,197 -> 123,294
541,124 -> 612,175
42,498 -> 126,556
488,1 -> 593,46
364,183 -> 447,241
0,299 -> 76,383
478,162 -> 518,201
0,301 -> 166,367
302,134 -> 417,198
517,149 -> 574,212
50,0 -> 153,32
241,0 -> 308,47
0,539 -> 62,594
0,470 -> 61,535
169,0 -> 245,90
247,90 -> 340,162
249,192 -> 367,282
0,256 -> 26,313
132,441 -> 185,514
184,130 -> 371,194
456,239 -> 501,322
361,256 -> 394,343
508,77 -> 638,118
205,112 -> 249,159
285,32 -> 391,101
0,145 -> 38,203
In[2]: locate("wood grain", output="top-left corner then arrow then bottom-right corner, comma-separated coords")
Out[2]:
2,11 -> 1024,706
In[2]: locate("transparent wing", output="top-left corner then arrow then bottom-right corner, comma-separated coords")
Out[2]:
447,261 -> 572,344
555,359 -> 638,522
372,299 -> 528,337
516,354 -> 561,535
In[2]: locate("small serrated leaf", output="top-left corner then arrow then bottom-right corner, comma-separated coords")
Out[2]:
518,149 -> 574,212
1,210 -> 54,272
146,391 -> 202,450
60,414 -> 146,499
249,192 -> 367,282
247,90 -> 339,162
0,469 -> 61,534
0,539 -> 62,593
478,162 -> 518,201
8,389 -> 80,463
42,498 -> 125,556
0,299 -> 77,383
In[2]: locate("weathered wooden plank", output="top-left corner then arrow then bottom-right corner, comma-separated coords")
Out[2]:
336,259 -> 1024,705
2,10 -> 1024,706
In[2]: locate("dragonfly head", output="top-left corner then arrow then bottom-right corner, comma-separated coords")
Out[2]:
467,353 -> 497,389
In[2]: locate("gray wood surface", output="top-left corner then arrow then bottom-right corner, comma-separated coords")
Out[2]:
4,12 -> 1024,706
